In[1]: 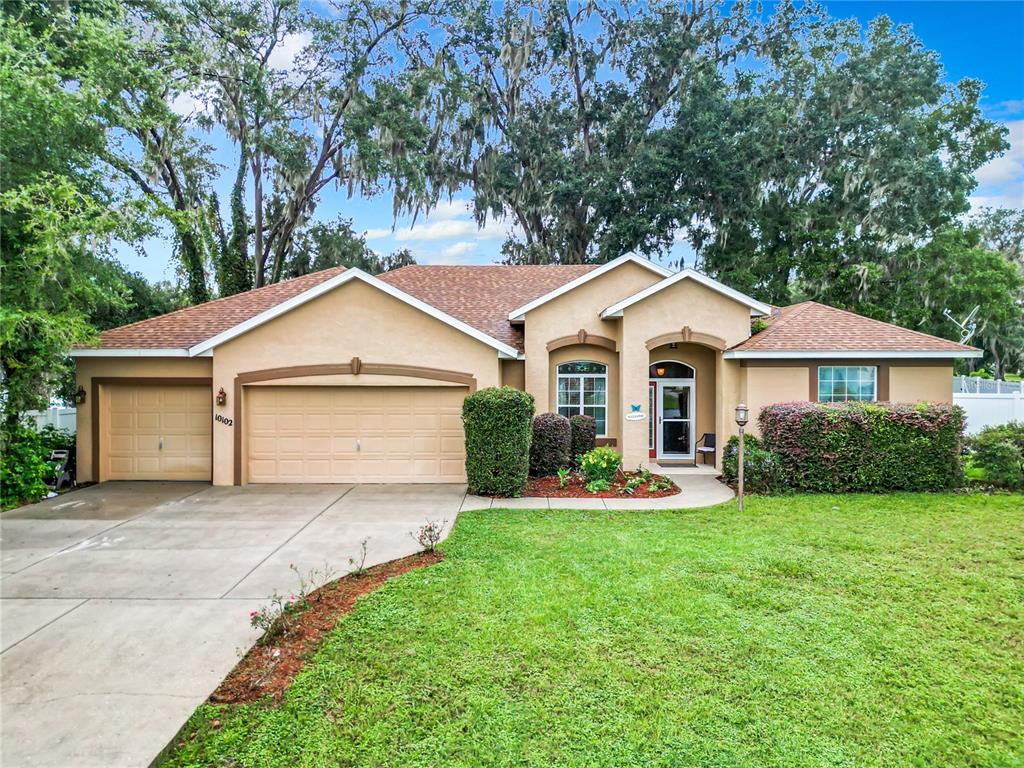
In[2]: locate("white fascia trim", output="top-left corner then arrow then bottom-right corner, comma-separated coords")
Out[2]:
187,268 -> 520,359
68,348 -> 211,358
506,254 -> 674,322
601,268 -> 773,319
723,350 -> 983,359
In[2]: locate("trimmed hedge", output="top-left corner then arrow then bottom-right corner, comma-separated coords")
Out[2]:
721,434 -> 787,494
569,414 -> 596,465
462,387 -> 535,496
529,413 -> 571,477
969,422 -> 1024,489
758,401 -> 965,493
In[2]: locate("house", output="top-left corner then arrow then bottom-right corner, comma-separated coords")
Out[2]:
70,255 -> 980,485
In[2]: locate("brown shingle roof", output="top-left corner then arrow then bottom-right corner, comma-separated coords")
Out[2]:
378,264 -> 597,350
88,267 -> 347,349
729,301 -> 978,354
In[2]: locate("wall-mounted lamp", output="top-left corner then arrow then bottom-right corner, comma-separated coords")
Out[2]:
216,387 -> 227,407
74,386 -> 87,405
655,366 -> 666,377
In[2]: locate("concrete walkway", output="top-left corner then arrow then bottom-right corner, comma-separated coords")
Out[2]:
462,465 -> 734,511
1,482 -> 464,768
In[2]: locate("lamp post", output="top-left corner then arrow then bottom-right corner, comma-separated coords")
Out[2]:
735,403 -> 749,511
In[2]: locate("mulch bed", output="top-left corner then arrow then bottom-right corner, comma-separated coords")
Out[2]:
209,551 -> 443,705
523,472 -> 679,498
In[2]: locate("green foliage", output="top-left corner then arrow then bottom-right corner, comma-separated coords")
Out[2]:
968,423 -> 1024,490
529,413 -> 571,477
556,467 -> 571,489
722,435 -> 788,495
584,478 -> 611,494
160,495 -> 1024,768
579,447 -> 622,484
758,401 -> 966,493
462,387 -> 534,496
282,218 -> 417,278
569,415 -> 597,466
0,424 -> 49,508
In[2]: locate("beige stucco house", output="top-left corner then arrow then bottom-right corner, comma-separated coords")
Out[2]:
71,254 -> 980,485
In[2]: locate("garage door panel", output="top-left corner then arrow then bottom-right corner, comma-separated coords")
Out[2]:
104,384 -> 212,481
246,385 -> 466,483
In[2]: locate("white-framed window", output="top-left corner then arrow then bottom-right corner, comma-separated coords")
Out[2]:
818,366 -> 877,402
557,361 -> 607,435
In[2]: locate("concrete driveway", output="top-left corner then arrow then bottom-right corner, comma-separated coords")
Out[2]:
0,481 -> 464,768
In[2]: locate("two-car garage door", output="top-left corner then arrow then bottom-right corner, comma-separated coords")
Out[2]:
245,386 -> 466,483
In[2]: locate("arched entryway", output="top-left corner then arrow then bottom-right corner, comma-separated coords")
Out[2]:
648,360 -> 696,460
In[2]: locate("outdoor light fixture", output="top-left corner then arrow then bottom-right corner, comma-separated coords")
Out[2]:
74,386 -> 87,405
655,366 -> 666,377
735,402 -> 749,511
216,387 -> 227,407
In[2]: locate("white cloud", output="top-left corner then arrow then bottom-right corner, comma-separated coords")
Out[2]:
267,32 -> 312,72
395,216 -> 511,243
362,227 -> 392,241
985,100 -> 1024,120
442,241 -> 476,258
428,198 -> 473,220
971,120 -> 1024,211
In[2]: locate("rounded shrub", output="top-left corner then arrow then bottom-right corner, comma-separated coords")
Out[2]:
462,386 -> 535,496
722,434 -> 787,494
969,422 -> 1024,489
579,446 -> 622,484
0,424 -> 49,508
529,413 -> 571,477
569,414 -> 596,465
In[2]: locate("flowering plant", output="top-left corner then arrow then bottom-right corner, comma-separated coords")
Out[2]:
579,446 -> 622,484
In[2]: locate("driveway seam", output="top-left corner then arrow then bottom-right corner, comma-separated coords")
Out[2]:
0,598 -> 88,655
217,485 -> 355,599
8,485 -> 211,576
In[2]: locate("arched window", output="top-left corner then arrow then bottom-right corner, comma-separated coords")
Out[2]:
557,361 -> 607,435
649,361 -> 695,378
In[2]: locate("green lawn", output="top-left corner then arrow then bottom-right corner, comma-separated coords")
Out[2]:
163,494 -> 1024,768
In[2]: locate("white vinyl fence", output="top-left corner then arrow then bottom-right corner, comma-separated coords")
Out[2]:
953,376 -> 1024,434
24,406 -> 77,433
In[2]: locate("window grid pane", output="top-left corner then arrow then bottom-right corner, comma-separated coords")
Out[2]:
818,366 -> 876,402
556,363 -> 609,435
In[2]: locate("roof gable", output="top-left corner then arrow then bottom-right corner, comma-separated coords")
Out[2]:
506,254 -> 673,321
601,268 -> 772,318
724,301 -> 982,358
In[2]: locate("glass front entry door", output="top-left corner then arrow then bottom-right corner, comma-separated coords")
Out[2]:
657,381 -> 694,459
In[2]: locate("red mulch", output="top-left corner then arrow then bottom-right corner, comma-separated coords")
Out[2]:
523,472 -> 679,498
209,551 -> 443,705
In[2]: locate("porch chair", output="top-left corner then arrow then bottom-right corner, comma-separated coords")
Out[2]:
696,433 -> 716,465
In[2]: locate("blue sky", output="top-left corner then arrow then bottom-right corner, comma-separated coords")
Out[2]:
121,0 -> 1024,284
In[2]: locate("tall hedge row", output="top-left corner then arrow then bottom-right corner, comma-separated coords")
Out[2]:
758,401 -> 965,493
462,387 -> 535,496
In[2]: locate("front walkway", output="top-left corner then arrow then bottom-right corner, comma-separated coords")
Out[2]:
462,465 -> 734,511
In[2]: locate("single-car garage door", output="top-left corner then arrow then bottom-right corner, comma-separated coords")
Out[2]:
246,386 -> 466,483
104,384 -> 212,480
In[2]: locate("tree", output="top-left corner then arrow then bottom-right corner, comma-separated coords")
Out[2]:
283,219 -> 416,277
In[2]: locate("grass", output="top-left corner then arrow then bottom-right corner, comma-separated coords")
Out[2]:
162,493 -> 1024,768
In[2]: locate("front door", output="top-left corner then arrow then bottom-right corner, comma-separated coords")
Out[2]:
655,380 -> 694,460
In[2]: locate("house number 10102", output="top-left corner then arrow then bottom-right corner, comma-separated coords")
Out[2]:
215,414 -> 233,427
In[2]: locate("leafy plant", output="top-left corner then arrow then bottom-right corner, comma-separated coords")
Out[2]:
968,422 -> 1024,490
585,479 -> 611,494
462,387 -> 535,497
647,477 -> 676,493
722,435 -> 788,495
0,424 -> 50,508
579,447 -> 622,484
248,563 -> 334,645
569,415 -> 597,466
348,538 -> 370,577
412,520 -> 448,553
557,467 -> 571,489
529,412 -> 571,477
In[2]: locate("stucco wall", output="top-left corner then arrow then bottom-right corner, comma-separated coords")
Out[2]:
74,356 -> 213,483
523,261 -> 662,421
742,365 -> 811,435
500,359 -> 526,390
889,365 -> 953,403
619,279 -> 754,468
212,279 -> 501,485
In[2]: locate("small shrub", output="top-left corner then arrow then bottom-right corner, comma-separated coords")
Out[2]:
722,434 -> 787,494
759,401 -> 965,493
569,415 -> 597,465
0,424 -> 49,508
579,446 -> 622,484
969,423 -> 1024,490
557,467 -> 571,488
529,413 -> 571,477
348,538 -> 370,577
412,519 -> 447,552
249,563 -> 334,644
585,478 -> 611,493
462,387 -> 534,496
